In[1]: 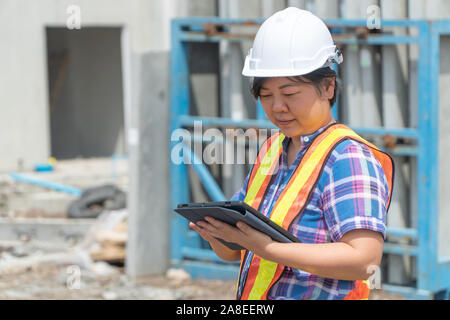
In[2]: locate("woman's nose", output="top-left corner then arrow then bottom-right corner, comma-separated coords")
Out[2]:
272,96 -> 288,112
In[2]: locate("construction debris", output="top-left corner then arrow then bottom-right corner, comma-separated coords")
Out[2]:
89,219 -> 127,263
0,251 -> 83,276
68,184 -> 127,219
166,268 -> 192,284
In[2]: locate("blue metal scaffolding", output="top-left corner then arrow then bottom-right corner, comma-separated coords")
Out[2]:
169,17 -> 450,299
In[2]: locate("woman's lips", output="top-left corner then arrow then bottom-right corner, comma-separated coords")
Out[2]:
277,119 -> 295,126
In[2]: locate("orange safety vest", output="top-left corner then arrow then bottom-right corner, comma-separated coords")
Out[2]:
237,123 -> 394,300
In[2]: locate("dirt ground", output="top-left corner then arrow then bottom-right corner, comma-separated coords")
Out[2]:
0,260 -> 405,300
0,262 -> 237,300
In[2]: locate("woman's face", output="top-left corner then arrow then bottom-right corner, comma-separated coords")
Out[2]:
259,77 -> 335,138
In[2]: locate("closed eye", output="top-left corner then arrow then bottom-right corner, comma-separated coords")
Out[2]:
283,92 -> 300,96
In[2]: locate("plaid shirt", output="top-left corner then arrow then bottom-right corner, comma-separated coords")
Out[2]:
231,124 -> 389,300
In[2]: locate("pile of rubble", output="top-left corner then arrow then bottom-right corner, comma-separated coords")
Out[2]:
0,201 -> 236,300
0,214 -> 236,300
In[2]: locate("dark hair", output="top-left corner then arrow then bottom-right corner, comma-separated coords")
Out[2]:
250,67 -> 340,107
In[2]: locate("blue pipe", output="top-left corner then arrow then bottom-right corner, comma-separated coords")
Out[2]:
10,172 -> 82,196
182,144 -> 226,202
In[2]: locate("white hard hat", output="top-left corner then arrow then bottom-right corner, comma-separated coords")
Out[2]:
242,7 -> 343,77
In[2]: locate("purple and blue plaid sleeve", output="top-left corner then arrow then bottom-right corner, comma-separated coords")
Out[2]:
230,170 -> 250,201
320,140 -> 389,242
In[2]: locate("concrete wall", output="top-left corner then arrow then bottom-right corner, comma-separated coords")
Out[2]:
0,0 -> 179,172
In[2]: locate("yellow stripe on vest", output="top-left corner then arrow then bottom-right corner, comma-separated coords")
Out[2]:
244,134 -> 284,207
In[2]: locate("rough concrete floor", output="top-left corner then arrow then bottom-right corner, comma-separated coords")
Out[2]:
0,260 -> 404,300
0,262 -> 237,300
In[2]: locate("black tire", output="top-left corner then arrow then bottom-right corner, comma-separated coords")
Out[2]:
67,184 -> 126,219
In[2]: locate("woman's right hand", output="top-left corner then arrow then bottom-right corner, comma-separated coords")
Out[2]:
189,221 -> 219,244
189,221 -> 241,262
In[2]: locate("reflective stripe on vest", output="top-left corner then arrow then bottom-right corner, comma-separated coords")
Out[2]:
237,123 -> 394,300
343,280 -> 371,300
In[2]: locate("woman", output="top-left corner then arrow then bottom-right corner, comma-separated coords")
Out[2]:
190,7 -> 394,300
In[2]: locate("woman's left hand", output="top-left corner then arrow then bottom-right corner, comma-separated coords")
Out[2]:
196,216 -> 274,255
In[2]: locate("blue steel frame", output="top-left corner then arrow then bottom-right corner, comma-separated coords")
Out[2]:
169,17 -> 449,299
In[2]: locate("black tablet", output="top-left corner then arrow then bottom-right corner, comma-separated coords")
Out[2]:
175,200 -> 301,250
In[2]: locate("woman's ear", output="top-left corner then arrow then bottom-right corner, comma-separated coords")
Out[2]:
323,77 -> 336,100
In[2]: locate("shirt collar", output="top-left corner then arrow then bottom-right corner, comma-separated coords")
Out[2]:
281,123 -> 334,152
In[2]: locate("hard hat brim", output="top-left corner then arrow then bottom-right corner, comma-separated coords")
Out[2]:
242,45 -> 343,78
242,56 -> 335,77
